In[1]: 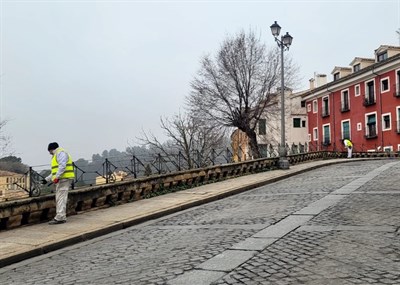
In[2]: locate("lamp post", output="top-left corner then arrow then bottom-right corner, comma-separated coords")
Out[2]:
270,21 -> 293,169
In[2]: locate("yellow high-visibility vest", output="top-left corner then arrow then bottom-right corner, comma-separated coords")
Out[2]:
51,148 -> 75,180
344,139 -> 353,147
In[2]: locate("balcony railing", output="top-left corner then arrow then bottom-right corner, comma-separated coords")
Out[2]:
365,125 -> 378,139
322,139 -> 331,146
341,102 -> 350,112
363,95 -> 376,106
393,84 -> 400,97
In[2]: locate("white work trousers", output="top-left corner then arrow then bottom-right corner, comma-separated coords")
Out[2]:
347,147 -> 353,158
54,179 -> 72,221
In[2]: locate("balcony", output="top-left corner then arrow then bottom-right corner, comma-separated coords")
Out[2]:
363,96 -> 376,106
393,84 -> 400,97
341,102 -> 350,112
322,139 -> 331,146
365,125 -> 377,139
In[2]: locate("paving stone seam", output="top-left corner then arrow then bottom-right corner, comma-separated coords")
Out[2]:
168,159 -> 400,285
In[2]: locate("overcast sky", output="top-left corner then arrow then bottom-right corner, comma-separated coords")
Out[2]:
1,0 -> 399,166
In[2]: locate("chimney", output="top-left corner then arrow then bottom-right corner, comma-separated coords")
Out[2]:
315,74 -> 327,87
309,78 -> 315,90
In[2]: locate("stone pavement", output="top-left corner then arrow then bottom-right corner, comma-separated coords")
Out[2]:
0,158 -> 399,285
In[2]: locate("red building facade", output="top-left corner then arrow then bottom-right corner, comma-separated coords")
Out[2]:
302,45 -> 400,152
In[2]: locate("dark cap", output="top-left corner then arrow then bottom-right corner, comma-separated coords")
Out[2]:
47,142 -> 59,151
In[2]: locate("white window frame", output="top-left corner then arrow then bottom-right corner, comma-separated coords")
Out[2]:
380,77 -> 390,93
322,123 -> 331,144
308,134 -> 311,142
365,79 -> 376,100
307,104 -> 311,112
396,106 -> 400,133
357,122 -> 362,131
365,111 -> 378,136
322,96 -> 329,115
383,146 -> 393,152
381,113 -> 391,131
313,127 -> 318,141
341,119 -> 351,140
397,144 -> 400,151
354,84 -> 360,97
341,89 -> 350,110
312,100 -> 318,113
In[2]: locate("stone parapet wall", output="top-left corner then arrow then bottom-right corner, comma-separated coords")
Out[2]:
0,151 -> 397,230
0,156 -> 279,230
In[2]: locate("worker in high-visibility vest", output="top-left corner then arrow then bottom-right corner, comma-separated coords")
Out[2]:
343,138 -> 353,158
44,142 -> 75,225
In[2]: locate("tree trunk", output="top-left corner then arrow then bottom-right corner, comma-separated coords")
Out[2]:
245,129 -> 260,159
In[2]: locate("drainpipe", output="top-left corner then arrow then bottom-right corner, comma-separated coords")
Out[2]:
326,85 -> 335,151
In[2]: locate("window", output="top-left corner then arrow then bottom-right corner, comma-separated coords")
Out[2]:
397,107 -> 400,133
355,85 -> 360,97
396,70 -> 400,97
313,127 -> 318,141
313,100 -> 318,113
307,104 -> 311,112
323,124 -> 330,145
381,78 -> 389,93
342,120 -> 350,139
377,52 -> 388,62
357,123 -> 362,131
293,118 -> 301,128
258,119 -> 266,135
301,101 -> 306,108
308,134 -> 311,142
302,120 -> 306,128
364,80 -> 375,106
384,146 -> 393,152
353,64 -> 360,72
341,90 -> 350,112
382,114 -> 391,131
322,97 -> 329,117
333,72 -> 340,81
366,113 -> 377,138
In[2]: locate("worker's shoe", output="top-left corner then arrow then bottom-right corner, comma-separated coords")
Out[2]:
48,219 -> 66,225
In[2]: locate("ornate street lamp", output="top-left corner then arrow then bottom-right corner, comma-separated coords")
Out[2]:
270,21 -> 293,169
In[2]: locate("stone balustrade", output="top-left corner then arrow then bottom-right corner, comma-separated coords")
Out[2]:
0,151 -> 397,230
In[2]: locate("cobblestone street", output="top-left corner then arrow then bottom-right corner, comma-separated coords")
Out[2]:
0,159 -> 399,284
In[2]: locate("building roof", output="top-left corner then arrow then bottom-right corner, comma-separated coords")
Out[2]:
302,52 -> 400,99
375,45 -> 400,54
0,170 -> 20,177
331,66 -> 352,74
349,57 -> 375,66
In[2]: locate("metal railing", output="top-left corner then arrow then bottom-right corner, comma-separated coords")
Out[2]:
321,107 -> 329,117
0,141 -> 386,200
393,84 -> 400,97
363,94 -> 376,106
341,101 -> 350,112
365,125 -> 377,139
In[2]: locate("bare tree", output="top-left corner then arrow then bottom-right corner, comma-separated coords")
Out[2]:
137,113 -> 226,169
0,119 -> 12,158
186,29 -> 299,158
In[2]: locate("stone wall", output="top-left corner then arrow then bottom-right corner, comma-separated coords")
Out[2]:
0,151 -> 396,230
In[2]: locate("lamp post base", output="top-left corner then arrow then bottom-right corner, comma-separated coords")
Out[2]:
278,156 -> 290,169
